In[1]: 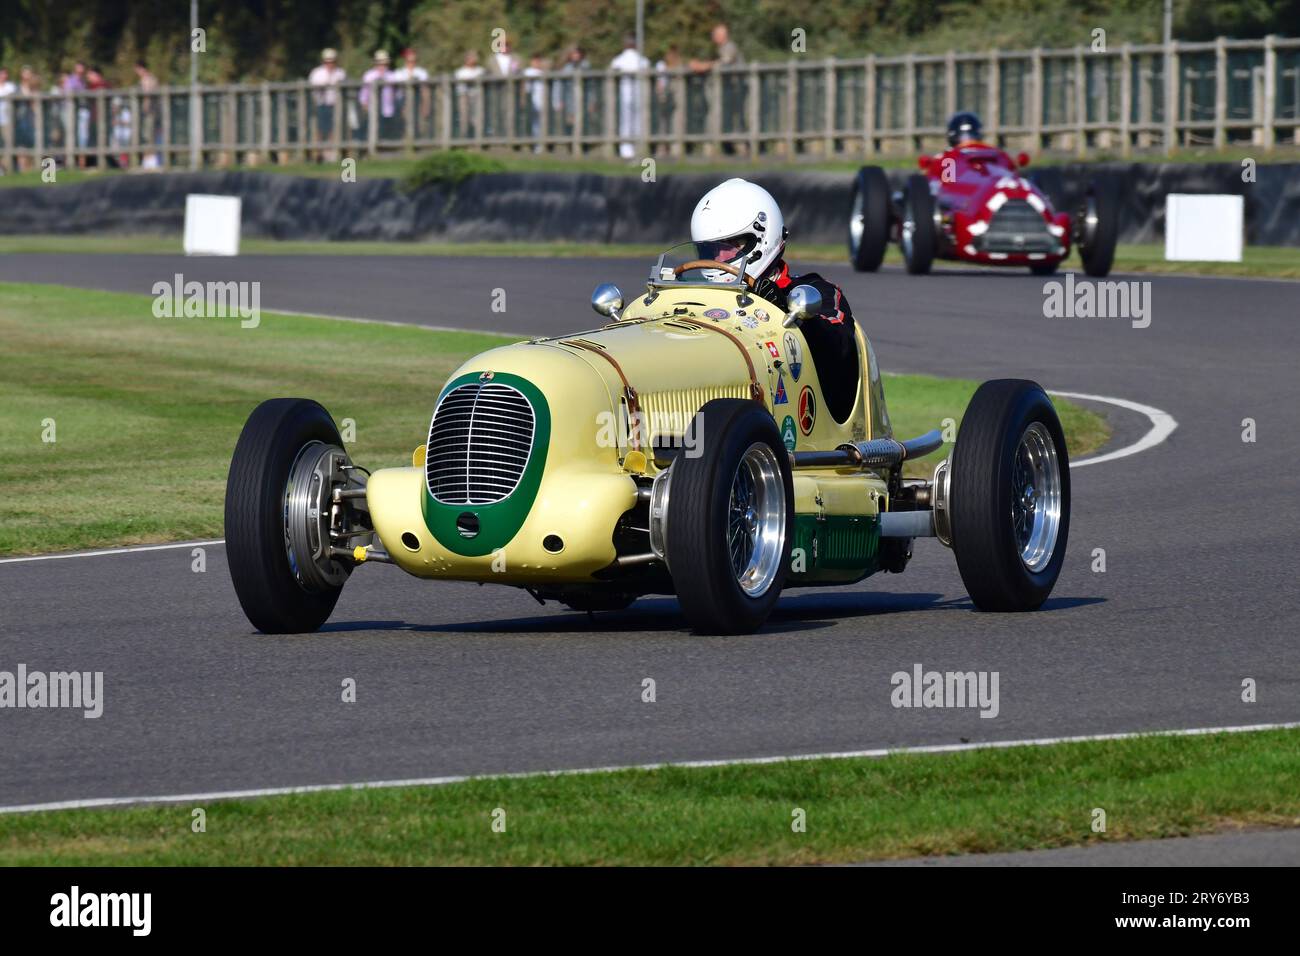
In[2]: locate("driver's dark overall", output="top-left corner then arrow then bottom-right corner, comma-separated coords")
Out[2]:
754,260 -> 861,424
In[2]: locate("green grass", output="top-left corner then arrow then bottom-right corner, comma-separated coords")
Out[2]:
2,728 -> 1297,865
0,282 -> 1106,556
3,233 -> 1297,278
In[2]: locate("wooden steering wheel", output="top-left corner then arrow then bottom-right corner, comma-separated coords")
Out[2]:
673,259 -> 756,289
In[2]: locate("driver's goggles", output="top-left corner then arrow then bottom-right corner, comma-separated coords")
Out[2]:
697,234 -> 757,263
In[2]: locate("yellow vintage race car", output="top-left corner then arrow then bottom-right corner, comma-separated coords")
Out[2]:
225,243 -> 1070,634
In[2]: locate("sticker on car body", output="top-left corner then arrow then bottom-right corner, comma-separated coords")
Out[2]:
783,332 -> 803,381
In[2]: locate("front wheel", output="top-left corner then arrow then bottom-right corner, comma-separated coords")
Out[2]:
949,380 -> 1070,611
901,173 -> 936,275
1076,178 -> 1119,277
225,398 -> 357,633
849,166 -> 890,272
664,399 -> 794,634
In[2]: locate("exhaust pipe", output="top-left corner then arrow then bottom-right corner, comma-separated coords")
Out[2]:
792,429 -> 944,471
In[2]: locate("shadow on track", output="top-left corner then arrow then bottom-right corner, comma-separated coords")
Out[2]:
316,589 -> 1100,636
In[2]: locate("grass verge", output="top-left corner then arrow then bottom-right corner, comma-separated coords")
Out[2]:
2,234 -> 1298,279
2,728 -> 1297,865
0,282 -> 1106,556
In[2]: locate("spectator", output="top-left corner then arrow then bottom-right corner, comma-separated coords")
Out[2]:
390,47 -> 430,140
521,53 -> 548,147
553,45 -> 588,136
15,66 -> 39,171
134,61 -> 161,168
484,35 -> 519,138
84,66 -> 109,165
610,33 -> 649,159
690,24 -> 745,153
453,50 -> 485,138
690,23 -> 744,72
308,47 -> 345,159
487,36 -> 520,77
655,44 -> 682,139
358,49 -> 399,141
0,67 -> 14,169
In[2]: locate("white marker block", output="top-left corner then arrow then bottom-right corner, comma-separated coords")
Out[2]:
1165,193 -> 1243,262
183,194 -> 242,256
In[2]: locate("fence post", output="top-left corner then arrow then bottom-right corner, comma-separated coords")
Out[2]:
747,64 -> 760,157
506,75 -> 518,150
1074,45 -> 1086,156
944,49 -> 957,115
1262,34 -> 1276,150
366,80 -> 378,156
128,90 -> 140,167
260,82 -> 271,164
3,91 -> 14,173
986,51 -> 999,145
863,54 -> 876,156
903,53 -> 916,150
1213,36 -> 1228,149
440,75 -> 452,148
707,67 -> 721,156
34,92 -> 45,171
400,77 -> 410,153
1030,47 -> 1043,149
672,69 -> 686,157
1164,39 -> 1178,154
824,58 -> 836,156
1120,44 -> 1132,157
784,60 -> 796,157
64,93 -> 74,170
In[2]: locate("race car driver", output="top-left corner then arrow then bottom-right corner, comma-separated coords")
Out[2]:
690,177 -> 859,422
947,110 -> 984,147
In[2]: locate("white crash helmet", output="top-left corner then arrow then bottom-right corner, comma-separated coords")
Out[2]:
690,178 -> 786,281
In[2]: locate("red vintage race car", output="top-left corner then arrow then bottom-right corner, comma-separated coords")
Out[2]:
848,139 -> 1119,278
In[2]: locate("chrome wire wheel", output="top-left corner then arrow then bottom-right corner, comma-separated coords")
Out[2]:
1011,421 -> 1062,573
727,442 -> 786,597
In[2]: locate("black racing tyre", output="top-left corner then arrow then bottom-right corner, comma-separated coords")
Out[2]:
1077,177 -> 1119,278
949,380 -> 1070,611
901,173 -> 936,275
849,166 -> 890,272
665,399 -> 794,634
225,398 -> 350,633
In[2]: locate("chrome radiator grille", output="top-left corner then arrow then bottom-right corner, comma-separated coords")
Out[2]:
981,199 -> 1055,253
425,381 -> 535,504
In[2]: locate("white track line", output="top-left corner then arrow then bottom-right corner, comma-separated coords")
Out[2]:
0,393 -> 1175,565
1050,390 -> 1178,468
0,539 -> 225,565
2,721 -> 1295,816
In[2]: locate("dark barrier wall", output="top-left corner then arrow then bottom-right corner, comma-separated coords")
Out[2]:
2,163 -> 1297,246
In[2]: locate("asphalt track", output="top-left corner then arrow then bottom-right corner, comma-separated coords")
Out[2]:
2,254 -> 1299,854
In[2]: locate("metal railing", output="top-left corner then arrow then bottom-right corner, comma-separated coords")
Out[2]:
2,35 -> 1298,172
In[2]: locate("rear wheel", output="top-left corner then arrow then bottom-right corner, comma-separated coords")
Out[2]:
848,166 -> 890,272
225,398 -> 357,633
665,399 -> 794,634
1076,178 -> 1119,277
949,380 -> 1070,611
901,173 -> 936,275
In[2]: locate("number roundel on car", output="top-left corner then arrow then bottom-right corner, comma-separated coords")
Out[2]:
798,386 -> 816,434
